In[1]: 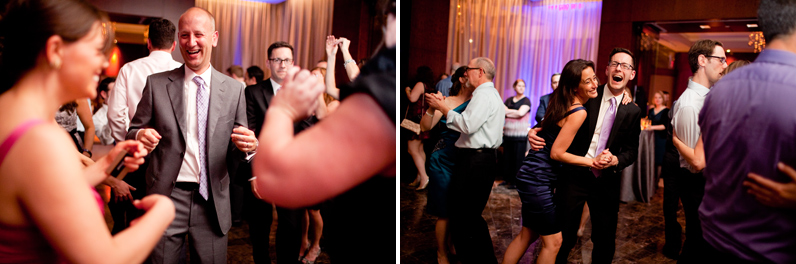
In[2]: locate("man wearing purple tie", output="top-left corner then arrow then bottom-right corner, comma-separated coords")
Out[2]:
529,48 -> 642,264
126,7 -> 258,263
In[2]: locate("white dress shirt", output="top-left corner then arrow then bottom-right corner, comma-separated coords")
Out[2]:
176,67 -> 212,183
107,50 -> 182,142
270,78 -> 282,95
586,85 -> 625,159
446,81 -> 505,149
671,78 -> 710,172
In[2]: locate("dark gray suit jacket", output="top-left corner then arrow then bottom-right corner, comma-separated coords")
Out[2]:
126,65 -> 247,234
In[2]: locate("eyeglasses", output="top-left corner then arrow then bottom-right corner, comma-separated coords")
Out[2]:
608,61 -> 634,71
269,58 -> 293,65
705,55 -> 727,64
465,67 -> 482,73
582,75 -> 599,85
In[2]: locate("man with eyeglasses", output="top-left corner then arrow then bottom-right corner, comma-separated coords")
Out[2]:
241,41 -> 317,264
667,39 -> 727,262
426,57 -> 505,263
528,47 -> 642,264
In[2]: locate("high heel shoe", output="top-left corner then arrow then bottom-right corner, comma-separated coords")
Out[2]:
302,246 -> 321,264
408,173 -> 420,187
416,176 -> 429,190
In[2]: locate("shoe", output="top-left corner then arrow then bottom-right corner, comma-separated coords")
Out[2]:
302,246 -> 321,264
408,173 -> 420,187
416,176 -> 429,190
662,244 -> 680,260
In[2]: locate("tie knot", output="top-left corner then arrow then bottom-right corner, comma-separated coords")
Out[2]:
193,76 -> 205,88
610,97 -> 616,106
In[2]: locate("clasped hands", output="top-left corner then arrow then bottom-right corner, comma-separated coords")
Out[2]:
424,91 -> 445,112
325,35 -> 351,56
527,127 -> 616,170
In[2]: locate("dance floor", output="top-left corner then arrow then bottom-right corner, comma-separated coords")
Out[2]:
400,181 -> 686,264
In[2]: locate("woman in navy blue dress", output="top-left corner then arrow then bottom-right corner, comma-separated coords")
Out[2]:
502,60 -> 608,264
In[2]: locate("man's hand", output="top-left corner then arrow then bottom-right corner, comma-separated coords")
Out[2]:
527,127 -> 545,151
231,126 -> 258,152
744,162 -> 796,209
325,35 -> 339,57
425,92 -> 445,110
136,129 -> 161,152
591,149 -> 612,169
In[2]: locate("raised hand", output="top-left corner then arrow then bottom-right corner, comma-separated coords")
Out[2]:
270,67 -> 326,122
325,35 -> 339,57
337,37 -> 351,53
107,140 -> 148,173
231,126 -> 258,152
136,129 -> 161,152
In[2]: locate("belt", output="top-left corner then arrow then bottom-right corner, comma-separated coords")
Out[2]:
174,182 -> 199,190
459,148 -> 497,154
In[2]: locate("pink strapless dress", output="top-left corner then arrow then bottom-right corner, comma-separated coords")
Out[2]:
0,120 -> 105,263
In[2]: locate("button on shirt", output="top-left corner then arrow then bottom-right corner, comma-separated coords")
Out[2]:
446,81 -> 505,149
671,78 -> 709,172
176,67 -> 212,184
698,48 -> 796,263
586,85 -> 624,159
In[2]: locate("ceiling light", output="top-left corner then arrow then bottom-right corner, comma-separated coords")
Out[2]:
747,24 -> 758,28
699,25 -> 711,29
726,49 -> 731,53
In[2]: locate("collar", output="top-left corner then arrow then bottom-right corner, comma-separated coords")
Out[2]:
185,65 -> 212,86
601,84 -> 624,104
149,50 -> 173,60
754,48 -> 796,68
686,78 -> 710,97
269,78 -> 282,94
473,81 -> 494,92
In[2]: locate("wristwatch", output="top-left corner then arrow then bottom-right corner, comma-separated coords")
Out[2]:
82,149 -> 93,158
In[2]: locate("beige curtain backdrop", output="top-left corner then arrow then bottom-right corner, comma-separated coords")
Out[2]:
196,0 -> 334,74
447,0 -> 601,100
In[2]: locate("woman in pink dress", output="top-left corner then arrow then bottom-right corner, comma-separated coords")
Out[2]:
0,0 -> 174,263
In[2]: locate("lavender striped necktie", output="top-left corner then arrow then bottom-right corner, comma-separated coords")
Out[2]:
193,76 -> 209,200
592,97 -> 616,178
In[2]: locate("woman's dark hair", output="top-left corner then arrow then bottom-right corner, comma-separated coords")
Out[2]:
541,59 -> 595,129
414,66 -> 434,90
0,0 -> 114,94
449,66 -> 467,96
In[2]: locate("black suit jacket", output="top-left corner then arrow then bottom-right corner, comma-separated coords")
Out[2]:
126,65 -> 247,234
565,85 -> 641,176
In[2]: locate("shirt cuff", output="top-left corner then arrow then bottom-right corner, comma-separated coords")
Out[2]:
245,150 -> 256,162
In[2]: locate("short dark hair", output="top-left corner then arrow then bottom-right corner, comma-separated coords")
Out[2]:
98,77 -> 115,94
267,41 -> 293,58
148,18 -> 176,50
0,0 -> 114,94
246,66 -> 264,83
688,39 -> 724,74
609,47 -> 635,68
758,0 -> 796,42
227,65 -> 243,78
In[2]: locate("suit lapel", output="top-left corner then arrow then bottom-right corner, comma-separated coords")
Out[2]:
208,67 -> 226,146
166,66 -> 187,141
262,78 -> 275,106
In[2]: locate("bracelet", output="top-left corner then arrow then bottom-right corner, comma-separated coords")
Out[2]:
425,111 -> 434,117
83,149 -> 93,158
343,59 -> 355,66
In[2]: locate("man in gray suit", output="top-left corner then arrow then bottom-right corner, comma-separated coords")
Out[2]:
127,7 -> 258,263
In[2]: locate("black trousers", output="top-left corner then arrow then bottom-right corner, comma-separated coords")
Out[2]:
448,148 -> 498,264
674,167 -> 707,264
555,167 -> 621,264
500,136 -> 527,184
107,164 -> 147,235
662,163 -> 682,255
242,168 -> 302,264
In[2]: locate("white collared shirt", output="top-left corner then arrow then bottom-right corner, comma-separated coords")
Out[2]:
107,51 -> 182,142
586,85 -> 625,158
446,81 -> 505,149
176,66 -> 213,183
270,78 -> 282,95
671,78 -> 710,172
